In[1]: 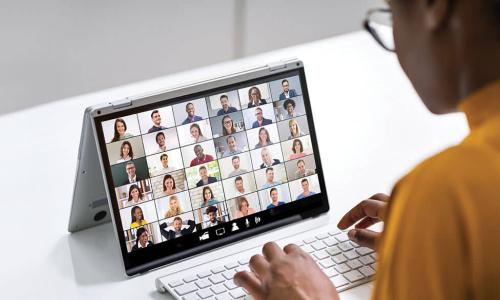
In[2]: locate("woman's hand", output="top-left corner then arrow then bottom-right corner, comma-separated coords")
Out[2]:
337,193 -> 389,250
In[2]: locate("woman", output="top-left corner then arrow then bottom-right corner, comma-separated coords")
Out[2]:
247,86 -> 267,108
162,174 -> 181,196
130,206 -> 147,229
234,196 -> 256,218
164,195 -> 183,218
116,140 -> 134,163
127,184 -> 145,206
254,127 -> 273,149
222,115 -> 237,136
190,123 -> 207,143
288,119 -> 305,139
201,186 -> 218,207
289,139 -> 306,160
131,227 -> 153,251
111,118 -> 133,142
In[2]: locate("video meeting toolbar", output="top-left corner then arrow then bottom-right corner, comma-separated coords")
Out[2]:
100,75 -> 321,252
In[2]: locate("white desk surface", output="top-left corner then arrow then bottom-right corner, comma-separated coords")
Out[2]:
0,31 -> 469,299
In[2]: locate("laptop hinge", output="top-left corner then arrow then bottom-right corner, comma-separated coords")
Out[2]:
110,98 -> 132,109
267,61 -> 288,72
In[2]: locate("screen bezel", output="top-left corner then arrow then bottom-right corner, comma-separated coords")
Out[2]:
92,64 -> 330,276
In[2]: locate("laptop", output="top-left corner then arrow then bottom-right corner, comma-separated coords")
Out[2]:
68,59 -> 375,298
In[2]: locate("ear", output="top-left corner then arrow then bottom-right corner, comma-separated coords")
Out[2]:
423,0 -> 453,30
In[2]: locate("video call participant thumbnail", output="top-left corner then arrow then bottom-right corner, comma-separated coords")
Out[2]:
222,135 -> 243,157
182,102 -> 203,125
205,205 -> 224,228
122,161 -> 145,185
131,227 -> 153,251
190,144 -> 214,167
117,141 -> 134,163
260,147 -> 281,168
161,174 -> 182,197
252,107 -> 273,128
111,118 -> 134,142
190,123 -> 207,143
295,159 -> 315,179
288,119 -> 305,139
130,206 -> 148,229
201,186 -> 219,207
164,195 -> 184,218
234,196 -> 256,218
127,184 -> 146,205
266,187 -> 285,209
279,79 -> 298,100
148,110 -> 167,133
217,94 -> 238,116
228,155 -> 248,177
254,127 -> 274,149
247,86 -> 267,108
295,178 -> 317,200
262,167 -> 280,189
282,99 -> 297,119
159,217 -> 196,240
196,165 -> 217,187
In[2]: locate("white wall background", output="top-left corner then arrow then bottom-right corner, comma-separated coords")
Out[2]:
0,0 -> 384,115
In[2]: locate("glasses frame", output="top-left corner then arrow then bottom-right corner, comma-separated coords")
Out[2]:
363,8 -> 395,52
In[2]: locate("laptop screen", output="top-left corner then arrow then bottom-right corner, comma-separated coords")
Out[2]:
94,66 -> 329,275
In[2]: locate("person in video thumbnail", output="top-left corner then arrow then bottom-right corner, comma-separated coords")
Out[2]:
148,110 -> 167,133
117,140 -> 134,163
288,119 -> 305,139
222,115 -> 237,136
205,205 -> 224,227
111,118 -> 133,142
266,188 -> 285,209
123,161 -> 140,185
254,127 -> 273,149
235,196 -> 256,218
228,156 -> 248,177
127,184 -> 145,205
289,139 -> 306,160
279,79 -> 298,100
190,123 -> 207,143
201,186 -> 218,207
181,102 -> 203,125
252,107 -> 273,128
247,86 -> 267,108
196,165 -> 217,187
131,227 -> 153,251
296,178 -> 317,200
155,132 -> 168,153
262,167 -> 280,189
223,135 -> 242,157
294,159 -> 315,179
190,144 -> 214,167
130,206 -> 147,229
164,195 -> 183,218
159,216 -> 196,240
283,99 -> 297,119
260,147 -> 280,168
217,94 -> 238,116
160,154 -> 175,173
234,176 -> 246,195
162,174 -> 181,197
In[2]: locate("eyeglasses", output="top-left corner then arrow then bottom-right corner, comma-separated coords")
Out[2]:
364,8 -> 395,52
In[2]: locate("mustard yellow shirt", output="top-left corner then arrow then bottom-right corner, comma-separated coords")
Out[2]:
130,219 -> 147,229
373,80 -> 500,299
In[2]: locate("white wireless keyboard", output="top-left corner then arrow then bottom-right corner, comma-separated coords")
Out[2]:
156,228 -> 376,299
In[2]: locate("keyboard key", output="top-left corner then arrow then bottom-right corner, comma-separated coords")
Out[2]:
328,230 -> 341,236
168,280 -> 183,288
182,292 -> 200,300
183,275 -> 197,283
211,266 -> 226,274
195,278 -> 211,289
211,284 -> 227,294
225,262 -> 239,270
356,247 -> 373,256
216,292 -> 233,300
371,262 -> 377,270
313,249 -> 330,260
209,274 -> 225,284
319,258 -> 335,269
335,233 -> 350,243
222,270 -> 235,280
359,255 -> 375,265
344,249 -> 359,260
229,288 -> 247,298
334,263 -> 351,274
350,241 -> 360,248
344,269 -> 365,282
338,241 -> 354,252
224,280 -> 238,290
198,270 -> 212,278
323,267 -> 338,278
301,244 -> 314,253
316,233 -> 330,240
324,237 -> 338,247
296,241 -> 305,247
331,275 -> 349,287
359,266 -> 376,277
196,288 -> 213,299
303,237 -> 317,244
371,253 -> 378,260
238,258 -> 249,265
346,258 -> 363,269
174,283 -> 197,296
332,253 -> 347,264
326,246 -> 341,256
235,266 -> 250,273
311,241 -> 326,251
